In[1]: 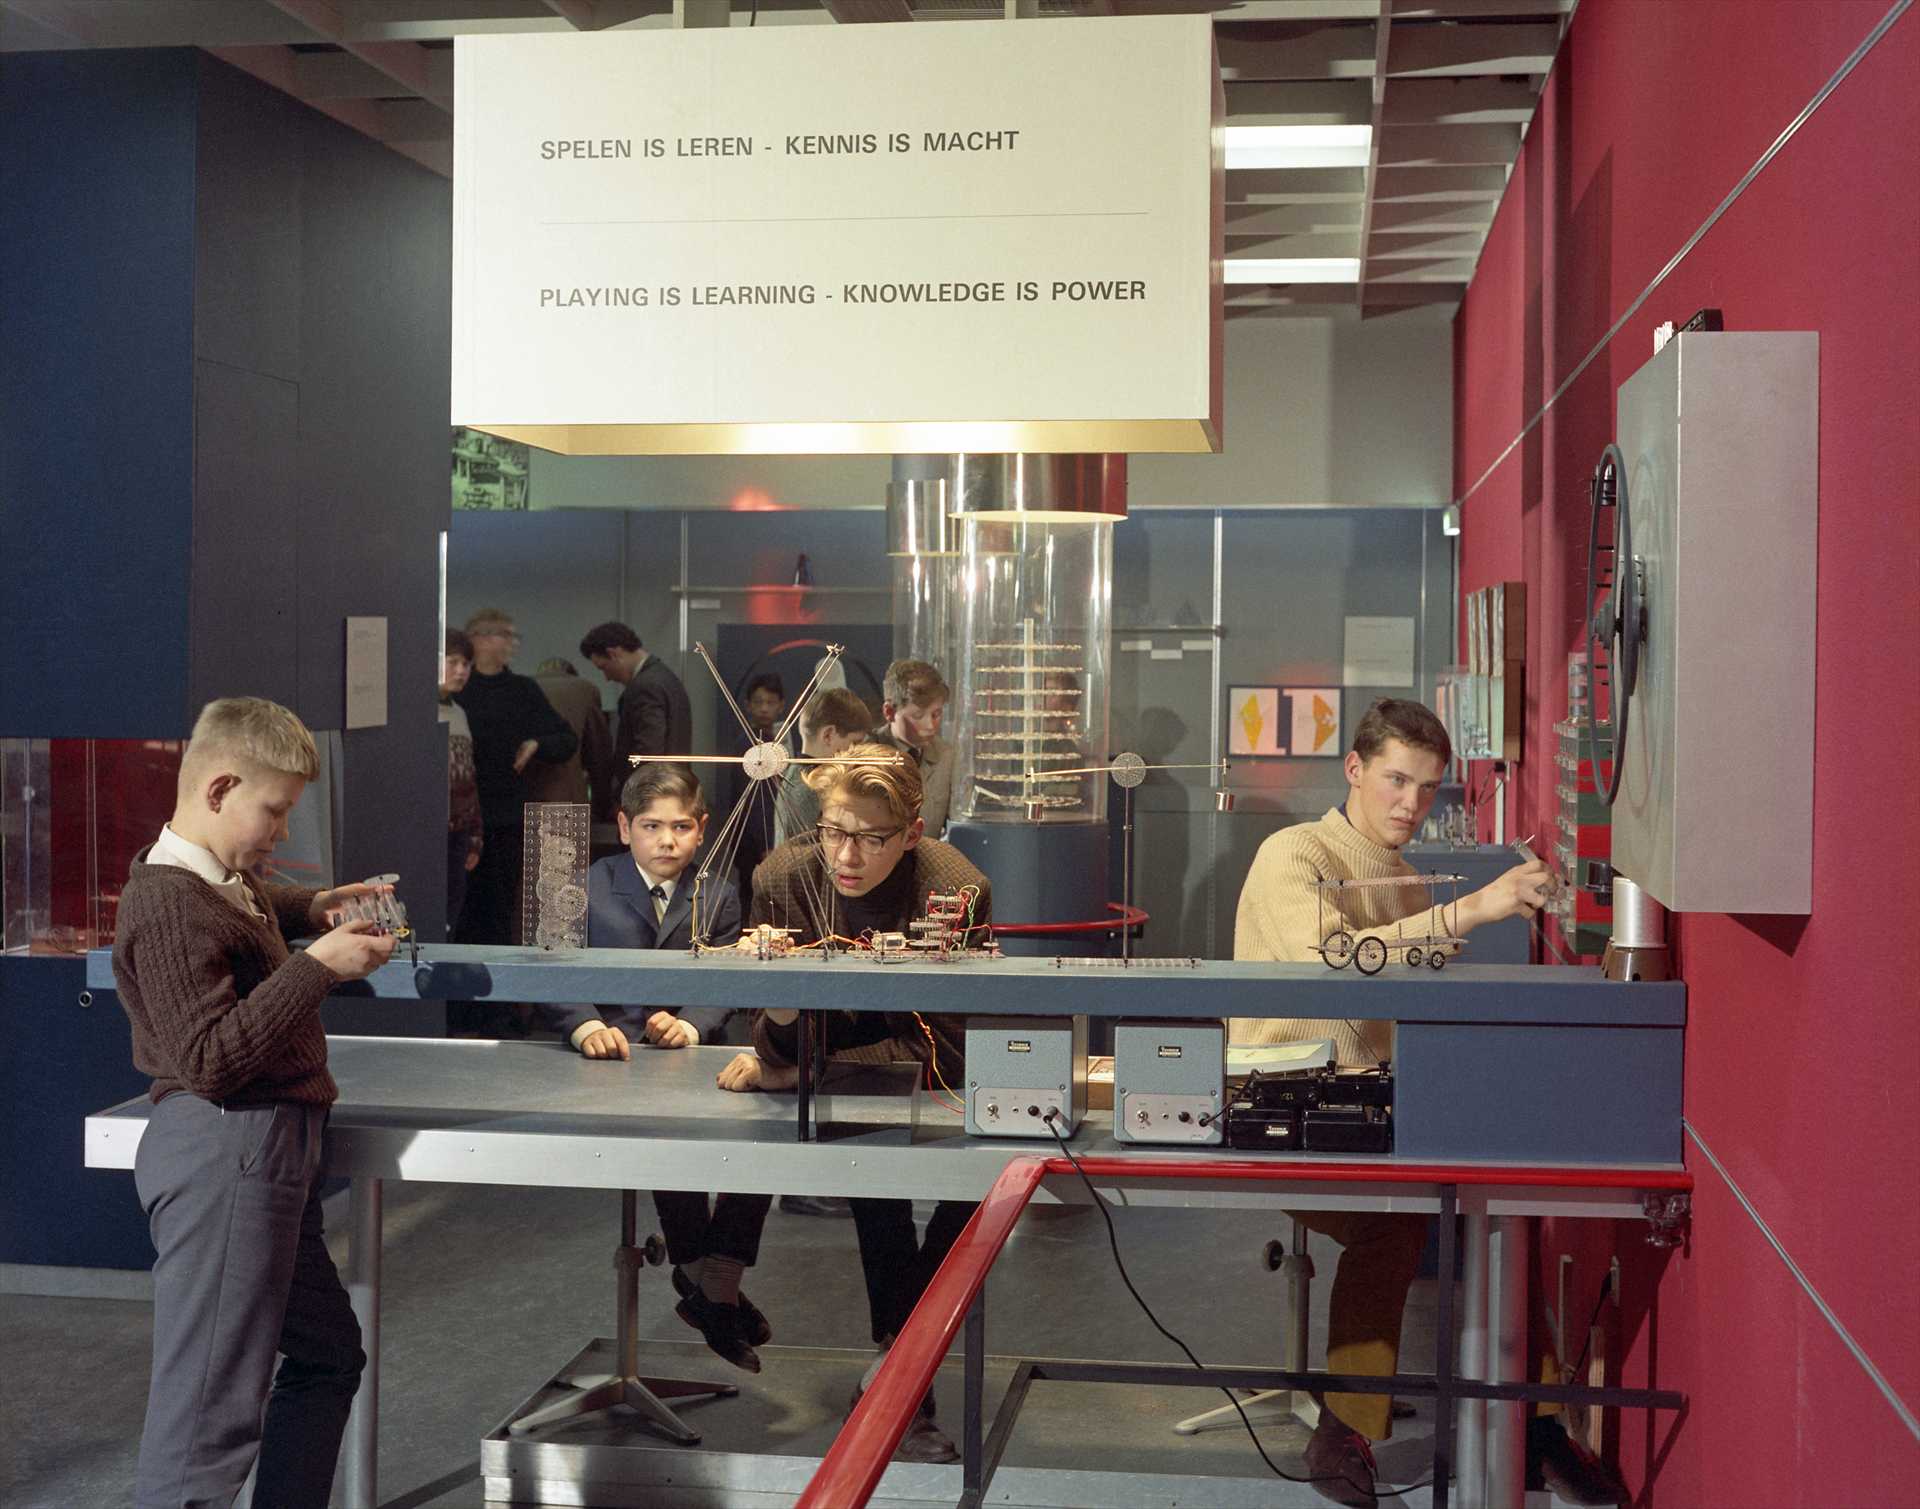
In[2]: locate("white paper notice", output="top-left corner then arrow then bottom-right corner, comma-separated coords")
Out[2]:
450,19 -> 1220,452
345,617 -> 389,730
1343,616 -> 1415,687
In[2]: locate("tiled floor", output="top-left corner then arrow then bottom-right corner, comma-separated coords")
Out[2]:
1,1182 -> 1450,1507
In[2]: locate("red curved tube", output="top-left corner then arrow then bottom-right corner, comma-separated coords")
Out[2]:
797,1154 -> 1691,1508
991,902 -> 1150,937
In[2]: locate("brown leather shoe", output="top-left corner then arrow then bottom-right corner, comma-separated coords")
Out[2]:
1303,1411 -> 1378,1508
1529,1416 -> 1627,1504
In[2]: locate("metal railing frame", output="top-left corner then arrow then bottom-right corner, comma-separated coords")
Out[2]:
798,1155 -> 1692,1509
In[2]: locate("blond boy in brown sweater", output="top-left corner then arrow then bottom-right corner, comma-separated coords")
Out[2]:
1233,699 -> 1546,1507
112,698 -> 395,1509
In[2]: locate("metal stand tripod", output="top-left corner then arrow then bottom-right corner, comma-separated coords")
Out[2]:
1172,1218 -> 1320,1435
506,1191 -> 738,1444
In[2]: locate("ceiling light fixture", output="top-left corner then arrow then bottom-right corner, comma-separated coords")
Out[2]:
1222,124 -> 1371,171
1223,258 -> 1362,285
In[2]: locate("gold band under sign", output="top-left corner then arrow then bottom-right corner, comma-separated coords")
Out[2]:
474,418 -> 1220,458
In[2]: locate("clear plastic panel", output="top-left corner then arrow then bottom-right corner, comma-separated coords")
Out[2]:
523,801 -> 591,949
951,518 -> 1112,824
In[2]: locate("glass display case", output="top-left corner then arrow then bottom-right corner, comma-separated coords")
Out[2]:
887,477 -> 958,673
948,457 -> 1119,825
2,738 -> 185,954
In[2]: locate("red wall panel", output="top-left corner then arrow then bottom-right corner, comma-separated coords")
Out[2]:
1452,1 -> 1920,1500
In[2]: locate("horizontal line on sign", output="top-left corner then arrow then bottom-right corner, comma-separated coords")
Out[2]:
540,211 -> 1153,226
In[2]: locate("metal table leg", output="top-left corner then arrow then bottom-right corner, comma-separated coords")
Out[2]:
344,1175 -> 382,1509
1486,1214 -> 1530,1509
1432,1186 -> 1458,1509
962,1289 -> 986,1508
1457,1197 -> 1490,1509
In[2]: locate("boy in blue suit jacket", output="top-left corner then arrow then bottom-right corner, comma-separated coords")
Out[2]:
542,764 -> 773,1371
545,764 -> 743,1054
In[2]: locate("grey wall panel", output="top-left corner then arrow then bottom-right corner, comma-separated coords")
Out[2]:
1395,1023 -> 1683,1164
188,361 -> 300,710
193,56 -> 300,381
284,91 -> 451,945
1112,508 -> 1215,630
449,509 -> 630,687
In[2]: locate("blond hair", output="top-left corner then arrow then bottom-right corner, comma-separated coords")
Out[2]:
805,740 -> 923,827
464,606 -> 515,636
184,698 -> 320,781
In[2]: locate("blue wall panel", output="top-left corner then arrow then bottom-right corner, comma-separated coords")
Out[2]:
0,50 -> 198,736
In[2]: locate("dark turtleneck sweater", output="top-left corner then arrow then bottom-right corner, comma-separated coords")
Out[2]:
453,666 -> 579,827
111,853 -> 339,1105
746,835 -> 990,1084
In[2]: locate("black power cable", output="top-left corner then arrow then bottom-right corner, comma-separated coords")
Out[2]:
1040,1111 -> 1433,1501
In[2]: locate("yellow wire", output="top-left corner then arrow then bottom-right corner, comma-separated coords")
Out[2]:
913,1012 -> 965,1113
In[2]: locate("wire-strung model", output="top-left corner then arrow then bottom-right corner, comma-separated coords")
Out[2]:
1311,872 -> 1468,975
631,643 -> 996,962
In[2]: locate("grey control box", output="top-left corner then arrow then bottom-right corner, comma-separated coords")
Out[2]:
1113,1018 -> 1225,1145
965,1015 -> 1088,1138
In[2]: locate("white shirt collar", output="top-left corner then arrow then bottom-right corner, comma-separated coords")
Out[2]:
633,859 -> 676,905
150,825 -> 266,920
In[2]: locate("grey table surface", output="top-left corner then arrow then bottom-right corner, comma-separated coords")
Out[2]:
85,1040 -> 1677,1217
85,946 -> 1686,1025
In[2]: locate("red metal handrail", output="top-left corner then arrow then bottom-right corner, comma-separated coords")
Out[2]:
796,1154 -> 1693,1509
990,902 -> 1149,937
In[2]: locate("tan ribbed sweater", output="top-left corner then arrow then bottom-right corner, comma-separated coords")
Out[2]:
1232,807 -> 1458,1066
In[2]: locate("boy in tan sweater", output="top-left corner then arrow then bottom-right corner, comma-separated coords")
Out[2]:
1233,698 -> 1546,1507
112,698 -> 396,1509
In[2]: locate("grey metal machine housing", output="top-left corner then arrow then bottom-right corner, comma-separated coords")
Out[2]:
964,1014 -> 1089,1138
1113,1017 -> 1225,1145
1611,331 -> 1818,913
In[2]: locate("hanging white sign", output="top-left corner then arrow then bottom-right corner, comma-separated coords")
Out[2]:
452,18 -> 1222,455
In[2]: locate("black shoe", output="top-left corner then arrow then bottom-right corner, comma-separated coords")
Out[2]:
674,1288 -> 763,1374
846,1380 -> 960,1464
671,1264 -> 772,1347
1529,1417 -> 1627,1505
1303,1411 -> 1378,1509
779,1193 -> 853,1218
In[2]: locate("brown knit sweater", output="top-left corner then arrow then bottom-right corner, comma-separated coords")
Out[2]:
111,852 -> 340,1105
747,835 -> 990,1084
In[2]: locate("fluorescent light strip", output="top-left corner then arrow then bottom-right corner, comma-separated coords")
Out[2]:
1223,124 -> 1371,171
1224,258 -> 1362,285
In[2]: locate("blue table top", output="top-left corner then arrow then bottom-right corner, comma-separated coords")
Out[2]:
86,945 -> 1685,1026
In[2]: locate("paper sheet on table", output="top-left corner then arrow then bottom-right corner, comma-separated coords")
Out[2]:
1226,1039 -> 1334,1075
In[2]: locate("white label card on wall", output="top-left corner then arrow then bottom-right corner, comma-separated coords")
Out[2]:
345,617 -> 388,731
1342,616 -> 1415,688
452,19 -> 1221,454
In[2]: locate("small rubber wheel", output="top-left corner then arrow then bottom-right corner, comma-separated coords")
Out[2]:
641,1233 -> 668,1267
1322,930 -> 1356,969
1356,937 -> 1388,975
1404,945 -> 1425,968
1264,1239 -> 1286,1272
1430,950 -> 1447,971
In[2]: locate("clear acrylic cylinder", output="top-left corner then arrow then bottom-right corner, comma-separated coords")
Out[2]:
887,478 -> 957,672
951,517 -> 1112,823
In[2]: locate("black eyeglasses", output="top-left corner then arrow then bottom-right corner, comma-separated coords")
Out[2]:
816,822 -> 904,855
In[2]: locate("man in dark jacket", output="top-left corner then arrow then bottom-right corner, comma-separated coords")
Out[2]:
580,623 -> 692,797
453,610 -> 578,960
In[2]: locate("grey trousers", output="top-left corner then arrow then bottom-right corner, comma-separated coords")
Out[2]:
134,1095 -> 365,1509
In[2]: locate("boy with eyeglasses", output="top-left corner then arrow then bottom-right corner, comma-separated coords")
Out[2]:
715,741 -> 990,1462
